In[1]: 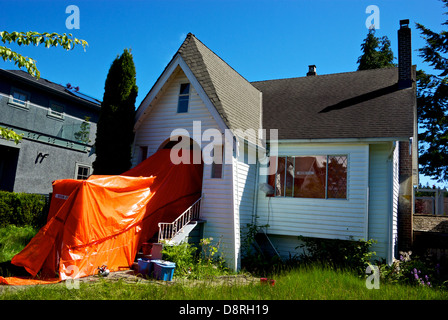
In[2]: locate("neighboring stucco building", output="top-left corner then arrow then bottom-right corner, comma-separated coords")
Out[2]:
0,69 -> 100,194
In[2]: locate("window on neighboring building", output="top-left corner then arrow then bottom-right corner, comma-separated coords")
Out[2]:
8,88 -> 30,109
177,83 -> 190,113
75,163 -> 91,180
211,145 -> 223,179
270,155 -> 347,199
47,102 -> 64,119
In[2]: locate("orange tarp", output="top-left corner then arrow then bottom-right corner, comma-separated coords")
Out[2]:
1,149 -> 202,285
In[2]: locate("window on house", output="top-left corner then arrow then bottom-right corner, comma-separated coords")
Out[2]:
48,102 -> 64,119
177,83 -> 190,113
211,145 -> 223,179
270,155 -> 347,199
75,163 -> 91,180
8,88 -> 29,109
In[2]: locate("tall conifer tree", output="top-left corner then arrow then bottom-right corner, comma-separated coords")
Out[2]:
93,49 -> 138,174
416,0 -> 448,183
357,28 -> 396,70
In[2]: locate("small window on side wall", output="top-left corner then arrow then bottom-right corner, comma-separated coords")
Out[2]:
177,83 -> 190,113
75,163 -> 92,180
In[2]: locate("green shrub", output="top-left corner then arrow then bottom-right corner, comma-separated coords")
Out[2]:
161,237 -> 229,279
0,191 -> 48,228
379,251 -> 448,289
297,236 -> 377,275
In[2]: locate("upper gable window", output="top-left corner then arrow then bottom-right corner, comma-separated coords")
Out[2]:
8,88 -> 30,109
177,83 -> 190,113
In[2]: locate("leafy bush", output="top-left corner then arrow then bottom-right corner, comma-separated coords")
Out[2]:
297,236 -> 377,275
0,191 -> 48,228
162,237 -> 229,279
379,251 -> 448,289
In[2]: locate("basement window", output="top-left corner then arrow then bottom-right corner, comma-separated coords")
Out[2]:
177,83 -> 190,113
269,155 -> 347,199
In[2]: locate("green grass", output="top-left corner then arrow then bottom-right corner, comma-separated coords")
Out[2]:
0,225 -> 37,263
0,226 -> 447,300
1,265 -> 447,300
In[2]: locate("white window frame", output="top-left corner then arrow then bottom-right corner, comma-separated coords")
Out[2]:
47,101 -> 65,120
177,83 -> 190,113
8,87 -> 30,110
74,163 -> 92,180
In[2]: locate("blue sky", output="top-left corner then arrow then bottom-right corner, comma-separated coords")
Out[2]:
0,0 -> 445,186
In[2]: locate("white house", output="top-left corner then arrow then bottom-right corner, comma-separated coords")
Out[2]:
132,20 -> 418,271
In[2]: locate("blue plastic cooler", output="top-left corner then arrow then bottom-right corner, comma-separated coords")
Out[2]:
152,260 -> 176,281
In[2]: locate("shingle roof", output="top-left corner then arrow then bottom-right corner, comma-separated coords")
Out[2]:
251,67 -> 416,140
178,33 -> 262,145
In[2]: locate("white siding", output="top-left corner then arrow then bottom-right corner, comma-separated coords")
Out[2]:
368,142 -> 398,262
233,142 -> 258,268
257,143 -> 369,241
368,143 -> 389,260
133,67 -> 237,270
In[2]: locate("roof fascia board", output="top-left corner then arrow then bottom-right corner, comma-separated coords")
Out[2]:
273,137 -> 411,144
134,55 -> 182,128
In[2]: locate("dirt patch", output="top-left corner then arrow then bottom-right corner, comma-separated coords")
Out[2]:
0,270 -> 260,295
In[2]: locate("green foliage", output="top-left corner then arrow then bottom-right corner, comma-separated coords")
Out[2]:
379,251 -> 448,289
93,49 -> 138,175
416,0 -> 448,182
0,127 -> 22,144
357,27 -> 396,70
0,31 -> 88,79
240,223 -> 284,275
0,191 -> 48,228
74,116 -> 91,144
161,237 -> 229,279
297,236 -> 377,275
161,241 -> 197,276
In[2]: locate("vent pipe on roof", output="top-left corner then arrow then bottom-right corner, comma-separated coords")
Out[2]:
306,65 -> 317,76
398,19 -> 412,88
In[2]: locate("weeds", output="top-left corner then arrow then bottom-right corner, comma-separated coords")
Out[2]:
162,237 -> 230,280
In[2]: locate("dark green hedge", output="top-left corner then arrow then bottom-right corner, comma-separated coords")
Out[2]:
0,191 -> 49,228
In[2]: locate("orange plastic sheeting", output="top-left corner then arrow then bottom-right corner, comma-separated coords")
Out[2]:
6,149 -> 203,284
0,276 -> 60,286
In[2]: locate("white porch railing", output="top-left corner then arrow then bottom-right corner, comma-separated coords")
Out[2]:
158,197 -> 202,242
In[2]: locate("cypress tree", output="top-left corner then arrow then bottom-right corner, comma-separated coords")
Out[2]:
93,49 -> 138,174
